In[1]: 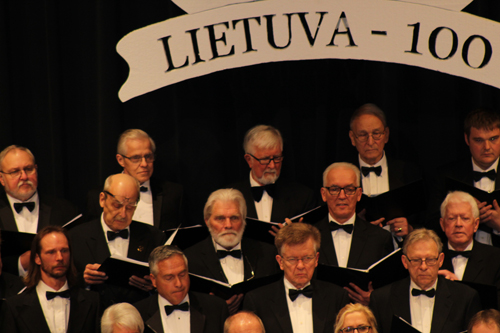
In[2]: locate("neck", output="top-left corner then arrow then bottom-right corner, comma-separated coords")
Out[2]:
251,172 -> 264,186
41,275 -> 67,291
329,211 -> 354,224
360,153 -> 383,166
415,278 -> 437,291
450,240 -> 472,252
473,157 -> 496,171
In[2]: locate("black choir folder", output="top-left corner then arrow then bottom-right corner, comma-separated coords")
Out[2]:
189,272 -> 282,300
316,249 -> 408,291
98,255 -> 150,287
446,177 -> 500,204
164,224 -> 208,250
245,205 -> 328,244
391,316 -> 421,333
358,179 -> 427,223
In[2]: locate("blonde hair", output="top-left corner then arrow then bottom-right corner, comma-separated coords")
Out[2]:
334,304 -> 378,333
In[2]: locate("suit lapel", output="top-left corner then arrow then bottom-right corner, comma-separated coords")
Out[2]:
271,280 -> 294,333
430,277 -> 453,333
18,289 -> 52,333
128,222 -> 151,262
240,181 -> 258,219
242,239 -> 256,280
67,288 -> 91,332
151,180 -> 163,230
347,218 -> 367,268
270,181 -> 287,222
317,217 -> 339,266
0,192 -> 17,231
190,293 -> 206,333
200,238 -> 228,283
462,242 -> 484,281
390,278 -> 411,323
37,200 -> 52,231
87,222 -> 110,264
387,156 -> 404,190
312,280 -> 328,333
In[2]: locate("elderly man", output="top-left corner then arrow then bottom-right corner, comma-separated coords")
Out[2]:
101,302 -> 145,333
438,191 -> 500,307
87,129 -> 183,230
70,173 -> 166,306
184,188 -> 278,313
468,309 -> 500,333
224,311 -> 265,333
243,223 -> 349,333
0,145 -> 78,275
349,104 -> 421,242
134,245 -> 229,333
370,228 -> 482,333
1,226 -> 100,332
231,125 -> 317,223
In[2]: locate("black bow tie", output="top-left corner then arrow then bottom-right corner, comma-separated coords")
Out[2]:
329,222 -> 353,234
107,229 -> 129,241
251,184 -> 276,202
473,170 -> 496,182
448,250 -> 471,259
289,285 -> 313,301
361,166 -> 382,177
46,289 -> 71,300
140,186 -> 148,192
411,288 -> 435,298
14,202 -> 35,213
217,249 -> 242,259
164,302 -> 189,315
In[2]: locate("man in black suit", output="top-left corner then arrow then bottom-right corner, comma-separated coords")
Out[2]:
0,231 -> 24,300
86,129 -> 183,230
231,125 -> 317,223
70,173 -> 166,307
0,145 -> 79,275
243,222 -> 349,333
370,228 -> 482,333
134,245 -> 229,333
184,188 -> 278,314
438,191 -> 500,307
1,225 -> 100,332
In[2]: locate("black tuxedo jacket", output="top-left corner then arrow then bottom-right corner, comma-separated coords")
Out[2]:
68,219 -> 166,306
370,276 -> 482,333
243,279 -> 350,333
1,286 -> 100,333
0,272 -> 24,300
134,291 -> 229,333
315,216 -> 393,269
184,236 -> 279,283
85,178 -> 184,230
442,240 -> 500,307
230,177 -> 318,223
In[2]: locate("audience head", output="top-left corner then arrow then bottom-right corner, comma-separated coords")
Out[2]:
334,303 -> 378,333
204,188 -> 246,250
100,174 -> 140,232
321,162 -> 362,224
101,302 -> 145,333
440,191 -> 479,251
275,223 -> 321,289
349,103 -> 389,165
243,125 -> 283,186
25,225 -> 76,288
402,229 -> 443,291
149,245 -> 189,305
464,108 -> 500,170
224,311 -> 266,333
468,309 -> 500,333
0,145 -> 38,202
116,129 -> 156,184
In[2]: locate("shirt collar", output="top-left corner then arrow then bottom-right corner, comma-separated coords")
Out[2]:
448,241 -> 473,251
472,156 -> 499,172
410,277 -> 438,292
358,151 -> 387,168
328,213 -> 356,225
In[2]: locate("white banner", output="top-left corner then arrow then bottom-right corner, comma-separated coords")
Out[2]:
117,0 -> 499,102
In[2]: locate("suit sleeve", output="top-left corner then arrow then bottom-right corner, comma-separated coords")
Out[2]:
0,300 -> 19,332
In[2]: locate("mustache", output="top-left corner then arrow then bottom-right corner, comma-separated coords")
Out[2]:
18,180 -> 34,189
220,231 -> 238,237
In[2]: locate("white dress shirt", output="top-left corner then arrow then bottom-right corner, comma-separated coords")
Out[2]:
36,280 -> 70,333
448,242 -> 473,280
330,213 -> 355,268
214,240 -> 244,285
250,172 -> 273,222
473,157 -> 499,245
7,191 -> 40,233
359,152 -> 390,197
132,179 -> 154,226
159,293 -> 190,333
101,215 -> 130,257
409,279 -> 437,333
284,277 -> 313,333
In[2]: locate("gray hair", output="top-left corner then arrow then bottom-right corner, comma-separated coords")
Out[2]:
224,311 -> 266,333
243,125 -> 283,155
204,188 -> 247,221
149,245 -> 188,276
402,228 -> 443,255
350,103 -> 388,130
117,129 -> 156,155
101,303 -> 144,333
440,191 -> 479,219
0,145 -> 36,170
322,162 -> 360,187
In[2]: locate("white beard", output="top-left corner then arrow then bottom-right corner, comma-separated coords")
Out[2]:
209,225 -> 245,249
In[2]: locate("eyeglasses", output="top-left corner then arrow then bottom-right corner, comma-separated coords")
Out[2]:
340,325 -> 371,333
405,256 -> 440,267
103,191 -> 138,211
323,185 -> 359,196
119,153 -> 155,164
353,131 -> 385,142
280,255 -> 316,265
247,153 -> 284,165
0,165 -> 37,178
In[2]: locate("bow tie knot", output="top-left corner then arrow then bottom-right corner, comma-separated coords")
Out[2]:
164,302 -> 189,315
46,289 -> 71,300
329,222 -> 353,234
217,249 -> 242,259
289,285 -> 313,301
473,169 -> 496,182
448,250 -> 471,259
140,186 -> 148,192
361,166 -> 382,177
14,201 -> 35,213
107,229 -> 129,241
411,288 -> 435,298
251,184 -> 276,202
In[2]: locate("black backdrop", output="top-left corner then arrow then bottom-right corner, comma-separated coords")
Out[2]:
1,1 -> 499,225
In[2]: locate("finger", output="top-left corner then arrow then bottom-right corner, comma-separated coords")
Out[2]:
494,200 -> 500,210
348,283 -> 364,293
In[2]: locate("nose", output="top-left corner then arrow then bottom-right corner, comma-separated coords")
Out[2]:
140,156 -> 148,167
367,134 -> 375,145
420,260 -> 428,270
223,218 -> 233,229
338,188 -> 347,199
456,217 -> 464,226
267,159 -> 276,169
484,139 -> 492,150
19,170 -> 28,180
174,276 -> 183,288
55,250 -> 63,261
296,258 -> 306,269
118,205 -> 128,218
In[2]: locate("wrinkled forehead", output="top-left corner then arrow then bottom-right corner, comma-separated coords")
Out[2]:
2,149 -> 35,168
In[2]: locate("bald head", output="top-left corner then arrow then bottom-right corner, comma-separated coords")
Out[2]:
224,311 -> 265,333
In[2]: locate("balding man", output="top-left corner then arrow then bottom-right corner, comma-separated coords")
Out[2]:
224,311 -> 265,333
70,173 -> 166,307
